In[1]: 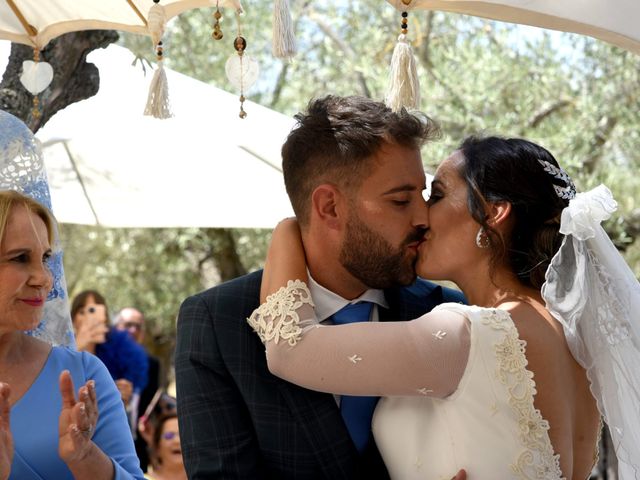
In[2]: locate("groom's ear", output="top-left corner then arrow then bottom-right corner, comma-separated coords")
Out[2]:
311,184 -> 344,229
486,200 -> 512,229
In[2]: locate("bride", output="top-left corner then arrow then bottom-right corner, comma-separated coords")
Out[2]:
248,136 -> 639,479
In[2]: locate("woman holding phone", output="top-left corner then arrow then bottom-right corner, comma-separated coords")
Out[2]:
71,291 -> 149,407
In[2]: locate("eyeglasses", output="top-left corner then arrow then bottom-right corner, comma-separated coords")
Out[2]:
162,431 -> 178,441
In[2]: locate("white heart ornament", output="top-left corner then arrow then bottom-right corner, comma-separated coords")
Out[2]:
225,54 -> 259,91
20,60 -> 54,95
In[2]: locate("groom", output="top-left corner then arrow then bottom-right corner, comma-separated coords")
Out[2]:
175,95 -> 465,479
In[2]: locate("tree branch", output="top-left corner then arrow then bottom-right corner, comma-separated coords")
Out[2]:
307,11 -> 371,98
527,98 -> 573,129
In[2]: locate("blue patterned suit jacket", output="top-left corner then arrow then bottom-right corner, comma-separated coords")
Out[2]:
175,270 -> 465,479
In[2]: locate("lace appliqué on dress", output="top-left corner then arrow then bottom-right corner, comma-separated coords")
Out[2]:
482,309 -> 564,480
247,279 -> 314,347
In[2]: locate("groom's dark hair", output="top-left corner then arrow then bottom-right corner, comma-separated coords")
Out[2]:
281,95 -> 439,226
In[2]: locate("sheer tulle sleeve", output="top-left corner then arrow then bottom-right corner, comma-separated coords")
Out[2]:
248,281 -> 471,398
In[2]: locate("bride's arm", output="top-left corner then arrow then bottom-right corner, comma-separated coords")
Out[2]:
260,218 -> 308,303
251,219 -> 471,398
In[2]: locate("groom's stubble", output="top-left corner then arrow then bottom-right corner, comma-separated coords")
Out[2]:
339,211 -> 425,289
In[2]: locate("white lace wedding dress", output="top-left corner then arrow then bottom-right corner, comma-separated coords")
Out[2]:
372,303 -> 564,479
248,283 -> 593,479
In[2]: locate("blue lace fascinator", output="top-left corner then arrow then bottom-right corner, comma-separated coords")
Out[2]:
0,110 -> 74,347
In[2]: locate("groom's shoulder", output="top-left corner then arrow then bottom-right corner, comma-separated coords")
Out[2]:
183,270 -> 263,310
398,278 -> 466,304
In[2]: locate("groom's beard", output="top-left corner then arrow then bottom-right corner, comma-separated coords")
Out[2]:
339,215 -> 423,289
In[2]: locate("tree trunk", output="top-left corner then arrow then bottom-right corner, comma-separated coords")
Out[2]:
0,29 -> 249,284
0,30 -> 119,132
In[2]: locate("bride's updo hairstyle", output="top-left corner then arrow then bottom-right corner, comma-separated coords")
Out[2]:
458,136 -> 573,289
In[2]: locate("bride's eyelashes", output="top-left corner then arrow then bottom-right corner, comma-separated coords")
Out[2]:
427,190 -> 443,205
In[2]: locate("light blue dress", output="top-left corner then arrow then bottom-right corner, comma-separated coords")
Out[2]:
10,347 -> 144,479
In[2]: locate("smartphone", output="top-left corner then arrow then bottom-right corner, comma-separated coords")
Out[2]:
84,303 -> 107,325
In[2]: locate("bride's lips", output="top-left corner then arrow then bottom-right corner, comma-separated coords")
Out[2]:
406,239 -> 425,252
21,297 -> 44,307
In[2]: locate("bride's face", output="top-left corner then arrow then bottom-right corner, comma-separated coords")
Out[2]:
417,151 -> 481,282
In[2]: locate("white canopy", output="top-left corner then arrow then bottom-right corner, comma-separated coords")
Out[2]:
0,0 -> 240,49
1,42 -> 296,228
387,0 -> 640,55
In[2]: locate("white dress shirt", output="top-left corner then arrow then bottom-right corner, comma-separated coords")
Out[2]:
308,274 -> 388,324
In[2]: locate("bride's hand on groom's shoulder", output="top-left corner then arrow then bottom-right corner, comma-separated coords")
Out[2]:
274,217 -> 299,233
270,218 -> 302,251
451,469 -> 466,480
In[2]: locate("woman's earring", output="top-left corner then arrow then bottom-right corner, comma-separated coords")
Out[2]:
475,227 -> 490,249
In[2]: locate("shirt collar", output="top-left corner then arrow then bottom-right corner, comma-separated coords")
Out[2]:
308,273 -> 388,322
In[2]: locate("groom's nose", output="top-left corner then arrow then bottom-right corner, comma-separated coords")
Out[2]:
412,198 -> 429,228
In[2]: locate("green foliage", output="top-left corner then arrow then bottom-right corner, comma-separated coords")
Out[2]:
62,1 -> 639,346
60,225 -> 270,347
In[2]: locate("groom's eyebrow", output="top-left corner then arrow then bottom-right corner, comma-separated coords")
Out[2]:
382,184 -> 425,195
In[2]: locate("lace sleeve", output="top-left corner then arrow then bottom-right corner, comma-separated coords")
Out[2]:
249,290 -> 471,398
247,280 -> 319,346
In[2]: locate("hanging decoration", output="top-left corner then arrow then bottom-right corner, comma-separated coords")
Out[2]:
272,0 -> 296,60
144,0 -> 172,119
212,1 -> 224,40
385,0 -> 421,112
19,48 -> 53,120
225,10 -> 259,118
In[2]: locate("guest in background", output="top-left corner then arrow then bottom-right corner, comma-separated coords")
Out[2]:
115,307 -> 161,472
71,291 -> 149,417
140,394 -> 184,480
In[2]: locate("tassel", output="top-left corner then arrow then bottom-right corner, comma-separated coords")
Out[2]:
385,34 -> 420,112
147,2 -> 166,46
144,0 -> 172,118
272,0 -> 296,59
144,61 -> 172,118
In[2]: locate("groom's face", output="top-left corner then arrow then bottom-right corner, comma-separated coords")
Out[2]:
338,141 -> 429,288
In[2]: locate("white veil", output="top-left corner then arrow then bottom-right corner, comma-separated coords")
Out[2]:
0,110 -> 75,347
542,184 -> 640,479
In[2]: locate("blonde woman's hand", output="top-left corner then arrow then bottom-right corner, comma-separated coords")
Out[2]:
58,371 -> 98,464
0,383 -> 13,480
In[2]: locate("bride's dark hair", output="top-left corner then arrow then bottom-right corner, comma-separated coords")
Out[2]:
458,136 -> 572,289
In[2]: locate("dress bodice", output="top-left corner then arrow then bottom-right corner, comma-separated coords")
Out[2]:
372,303 -> 564,480
10,346 -> 144,479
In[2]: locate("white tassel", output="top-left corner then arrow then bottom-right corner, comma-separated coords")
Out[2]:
144,62 -> 172,119
385,34 -> 420,112
147,3 -> 166,46
272,0 -> 296,59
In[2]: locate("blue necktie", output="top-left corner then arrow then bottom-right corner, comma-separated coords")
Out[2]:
331,301 -> 378,453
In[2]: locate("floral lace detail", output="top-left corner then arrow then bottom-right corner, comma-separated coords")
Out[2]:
482,309 -> 564,480
586,247 -> 631,346
0,111 -> 74,347
247,280 -> 314,346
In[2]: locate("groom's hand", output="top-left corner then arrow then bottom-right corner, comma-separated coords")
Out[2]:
451,470 -> 466,480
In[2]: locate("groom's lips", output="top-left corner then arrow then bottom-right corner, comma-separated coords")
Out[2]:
406,240 -> 423,252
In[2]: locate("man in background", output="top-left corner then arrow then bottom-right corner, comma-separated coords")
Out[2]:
115,307 -> 161,472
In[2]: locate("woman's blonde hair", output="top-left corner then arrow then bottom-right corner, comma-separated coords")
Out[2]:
0,190 -> 55,247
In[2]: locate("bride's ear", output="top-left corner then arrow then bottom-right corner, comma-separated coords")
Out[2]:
311,184 -> 343,229
486,200 -> 512,229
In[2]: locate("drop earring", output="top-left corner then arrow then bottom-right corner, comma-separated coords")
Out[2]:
475,227 -> 490,249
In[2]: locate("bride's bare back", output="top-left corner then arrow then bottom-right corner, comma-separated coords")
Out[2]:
505,300 -> 600,479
